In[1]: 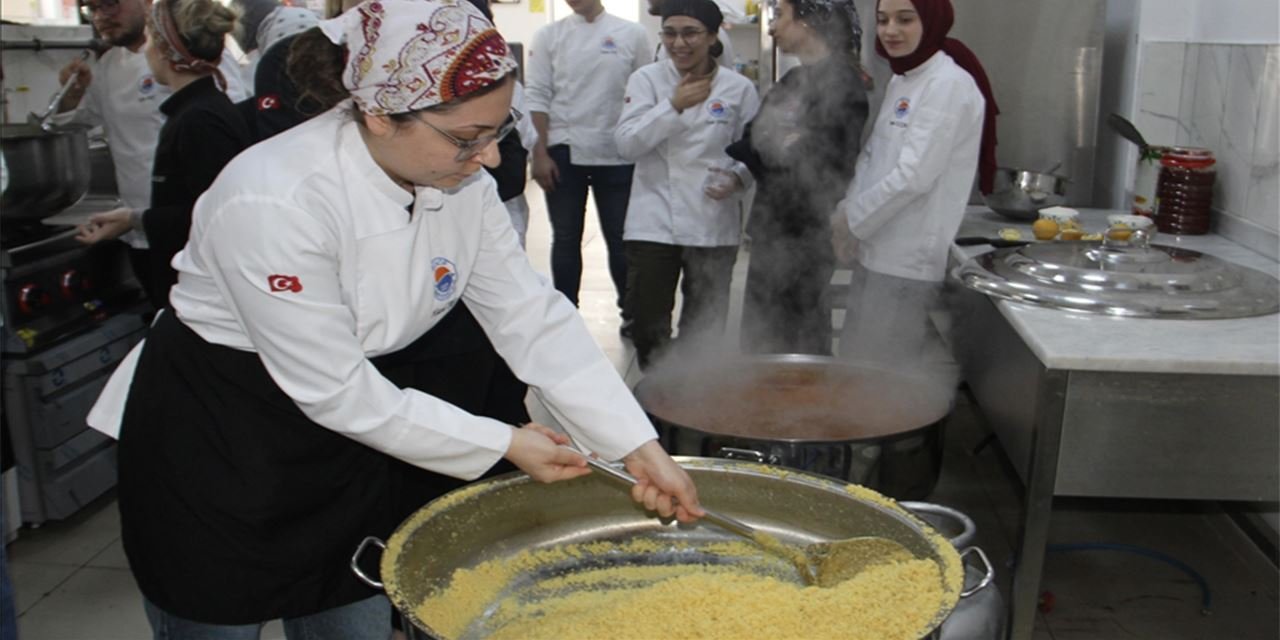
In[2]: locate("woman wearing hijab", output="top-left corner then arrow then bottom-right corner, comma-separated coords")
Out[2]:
75,0 -> 253,311
615,0 -> 759,369
85,1 -> 703,636
833,0 -> 997,373
727,0 -> 869,355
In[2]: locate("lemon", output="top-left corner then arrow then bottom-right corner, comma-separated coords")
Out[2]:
1032,218 -> 1060,241
997,228 -> 1023,241
1059,228 -> 1084,241
1107,227 -> 1133,241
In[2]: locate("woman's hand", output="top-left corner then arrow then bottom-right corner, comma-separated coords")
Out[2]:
703,168 -> 742,201
622,440 -> 704,523
830,212 -> 858,267
75,207 -> 134,245
670,71 -> 713,114
531,146 -> 559,192
503,423 -> 591,483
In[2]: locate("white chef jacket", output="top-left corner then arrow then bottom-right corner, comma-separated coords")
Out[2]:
54,45 -> 247,248
524,11 -> 651,166
839,51 -> 983,282
88,105 -> 658,480
616,60 -> 758,247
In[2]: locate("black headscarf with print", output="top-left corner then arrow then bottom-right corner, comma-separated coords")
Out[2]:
661,0 -> 724,34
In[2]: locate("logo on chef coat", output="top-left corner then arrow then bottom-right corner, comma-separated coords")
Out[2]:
139,75 -> 156,96
601,36 -> 618,53
268,274 -> 303,293
893,97 -> 910,119
706,99 -> 729,120
432,258 -> 458,301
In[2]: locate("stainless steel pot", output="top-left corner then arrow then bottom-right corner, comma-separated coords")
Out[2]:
1,123 -> 92,221
982,167 -> 1069,221
353,457 -> 994,640
902,502 -> 1005,640
634,354 -> 953,500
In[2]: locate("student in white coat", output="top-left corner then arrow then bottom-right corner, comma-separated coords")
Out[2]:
647,0 -> 738,70
525,0 -> 650,319
84,1 -> 702,636
615,0 -> 759,369
833,0 -> 998,372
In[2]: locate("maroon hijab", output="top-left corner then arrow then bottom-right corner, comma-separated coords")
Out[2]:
875,0 -> 999,194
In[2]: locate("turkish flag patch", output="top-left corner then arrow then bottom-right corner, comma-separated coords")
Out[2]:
257,94 -> 281,111
268,274 -> 303,293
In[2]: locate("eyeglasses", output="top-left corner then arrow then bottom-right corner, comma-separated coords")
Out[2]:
659,28 -> 708,43
80,0 -> 121,19
415,108 -> 522,162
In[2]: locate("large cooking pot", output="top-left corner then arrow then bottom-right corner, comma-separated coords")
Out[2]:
353,457 -> 994,640
634,354 -> 953,500
982,167 -> 1069,221
1,123 -> 92,221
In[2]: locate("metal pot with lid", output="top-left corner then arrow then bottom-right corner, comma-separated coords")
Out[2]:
954,231 -> 1280,318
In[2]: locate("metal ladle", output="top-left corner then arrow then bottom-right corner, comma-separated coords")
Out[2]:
583,456 -> 918,587
29,50 -> 92,132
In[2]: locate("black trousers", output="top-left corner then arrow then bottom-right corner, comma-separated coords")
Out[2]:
623,240 -> 738,368
543,144 -> 633,309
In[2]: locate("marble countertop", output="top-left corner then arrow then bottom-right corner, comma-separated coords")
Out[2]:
950,207 -> 1280,376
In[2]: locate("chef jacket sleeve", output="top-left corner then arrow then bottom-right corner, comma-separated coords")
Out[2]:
142,107 -> 249,263
194,197 -> 514,480
461,186 -> 658,461
614,70 -> 686,161
513,81 -> 539,152
51,72 -> 104,128
843,85 -> 971,239
523,26 -> 554,115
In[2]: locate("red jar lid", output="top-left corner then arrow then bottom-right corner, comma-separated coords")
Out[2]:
1161,147 -> 1216,169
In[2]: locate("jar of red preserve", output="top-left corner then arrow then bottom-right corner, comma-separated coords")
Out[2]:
1154,147 -> 1216,235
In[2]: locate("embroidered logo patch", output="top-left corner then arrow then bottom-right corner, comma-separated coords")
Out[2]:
894,97 -> 910,119
268,274 -> 303,293
706,99 -> 728,119
432,258 -> 457,301
139,75 -> 156,96
257,94 -> 281,111
601,36 -> 618,53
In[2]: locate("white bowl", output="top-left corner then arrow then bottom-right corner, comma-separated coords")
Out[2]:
1107,214 -> 1154,230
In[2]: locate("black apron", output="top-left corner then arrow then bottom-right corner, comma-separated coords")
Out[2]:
118,304 -> 527,624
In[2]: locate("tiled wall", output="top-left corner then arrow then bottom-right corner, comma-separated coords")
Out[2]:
1134,42 -> 1279,259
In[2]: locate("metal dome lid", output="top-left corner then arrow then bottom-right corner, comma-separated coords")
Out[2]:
954,230 -> 1280,319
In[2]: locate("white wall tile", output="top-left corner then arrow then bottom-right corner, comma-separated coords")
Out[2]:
1134,42 -> 1186,146
1217,46 -> 1265,218
1188,44 -> 1230,154
1243,46 -> 1280,233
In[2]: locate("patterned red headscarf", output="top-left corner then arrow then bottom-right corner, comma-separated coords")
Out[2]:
319,0 -> 518,115
874,0 -> 1000,194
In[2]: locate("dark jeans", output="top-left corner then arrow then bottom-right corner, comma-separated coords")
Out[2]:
543,144 -> 633,309
623,240 -> 738,368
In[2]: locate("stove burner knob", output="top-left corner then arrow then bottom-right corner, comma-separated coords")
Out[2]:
18,283 -> 52,315
60,269 -> 91,299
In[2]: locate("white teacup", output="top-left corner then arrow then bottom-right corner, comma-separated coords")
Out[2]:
1107,214 -> 1155,231
1039,206 -> 1080,228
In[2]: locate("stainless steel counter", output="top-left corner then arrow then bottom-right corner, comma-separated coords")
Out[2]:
948,208 -> 1280,640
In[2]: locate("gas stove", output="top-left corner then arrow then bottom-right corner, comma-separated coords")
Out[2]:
1,195 -> 146,354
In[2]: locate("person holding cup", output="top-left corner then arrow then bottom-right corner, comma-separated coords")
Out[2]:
614,0 -> 759,369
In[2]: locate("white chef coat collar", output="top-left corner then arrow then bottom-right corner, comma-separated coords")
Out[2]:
902,50 -> 948,78
338,107 -> 415,210
569,8 -> 608,24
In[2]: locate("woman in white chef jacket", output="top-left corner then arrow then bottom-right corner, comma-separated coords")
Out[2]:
833,0 -> 998,372
85,1 -> 703,636
615,0 -> 759,369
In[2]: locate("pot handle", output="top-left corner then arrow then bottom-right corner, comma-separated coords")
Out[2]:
900,501 -> 977,549
351,536 -> 387,590
958,546 -> 994,598
714,446 -> 774,464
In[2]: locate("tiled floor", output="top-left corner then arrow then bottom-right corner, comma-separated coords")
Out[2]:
6,184 -> 1279,639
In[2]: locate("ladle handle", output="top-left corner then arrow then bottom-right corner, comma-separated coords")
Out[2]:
582,456 -> 758,539
40,50 -> 91,125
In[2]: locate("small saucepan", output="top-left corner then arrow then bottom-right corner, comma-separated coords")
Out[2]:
982,168 -> 1070,221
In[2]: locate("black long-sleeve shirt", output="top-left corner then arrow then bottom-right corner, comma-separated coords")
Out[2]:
141,75 -> 252,309
727,56 -> 869,238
